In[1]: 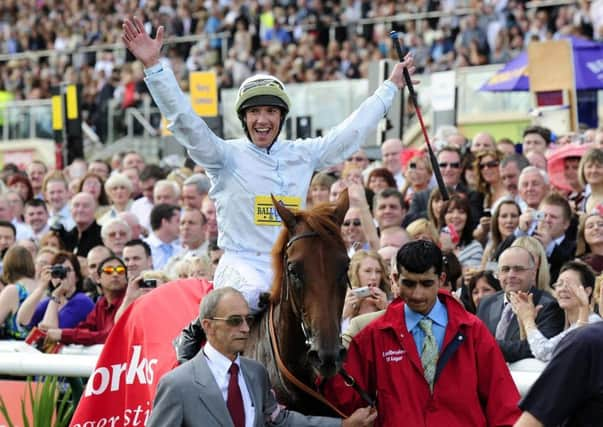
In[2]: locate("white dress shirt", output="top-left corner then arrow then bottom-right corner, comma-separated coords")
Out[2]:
130,196 -> 153,234
144,233 -> 182,270
203,341 -> 255,427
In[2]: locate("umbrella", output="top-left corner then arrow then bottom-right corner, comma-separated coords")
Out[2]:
546,142 -> 593,192
481,37 -> 603,92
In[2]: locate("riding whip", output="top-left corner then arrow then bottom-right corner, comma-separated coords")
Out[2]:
389,31 -> 449,201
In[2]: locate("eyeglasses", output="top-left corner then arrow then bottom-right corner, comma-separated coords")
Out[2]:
101,265 -> 127,275
209,315 -> 255,327
498,265 -> 531,274
343,219 -> 361,227
108,230 -> 129,238
438,162 -> 461,169
479,160 -> 500,170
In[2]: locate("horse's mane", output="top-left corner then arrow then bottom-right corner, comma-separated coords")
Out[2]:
270,203 -> 346,303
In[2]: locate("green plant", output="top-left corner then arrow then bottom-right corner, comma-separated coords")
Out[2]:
0,376 -> 74,427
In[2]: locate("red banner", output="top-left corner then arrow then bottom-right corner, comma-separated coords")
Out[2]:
70,278 -> 213,427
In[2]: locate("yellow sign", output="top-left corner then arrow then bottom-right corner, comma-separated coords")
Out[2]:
189,72 -> 218,117
66,84 -> 78,120
254,195 -> 301,226
51,95 -> 63,130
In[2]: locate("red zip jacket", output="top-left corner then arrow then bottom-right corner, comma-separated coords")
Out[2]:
325,291 -> 521,426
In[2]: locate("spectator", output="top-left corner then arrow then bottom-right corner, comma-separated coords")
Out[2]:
380,138 -> 405,188
85,245 -> 114,301
43,255 -> 127,346
130,164 -> 167,233
7,174 -> 34,203
470,132 -> 496,153
325,240 -> 521,425
43,171 -> 75,232
54,192 -> 103,258
99,172 -> 134,225
17,251 -> 94,330
439,195 -> 483,268
366,168 -> 396,194
342,250 -> 389,328
0,220 -> 16,270
467,270 -> 501,314
101,218 -> 132,257
578,147 -> 603,213
78,172 -> 110,208
308,172 -> 336,207
518,166 -> 550,210
181,173 -> 210,210
511,260 -> 601,362
477,246 -> 564,362
26,160 -> 47,199
522,125 -> 551,155
88,160 -> 111,181
406,218 -> 440,244
577,211 -> 603,274
481,199 -> 521,268
122,239 -> 153,282
401,154 -> 432,204
0,245 -> 36,339
119,211 -> 146,239
474,149 -> 506,210
145,204 -> 182,270
499,154 -> 530,206
153,179 -> 181,206
373,188 -> 407,231
201,197 -> 218,242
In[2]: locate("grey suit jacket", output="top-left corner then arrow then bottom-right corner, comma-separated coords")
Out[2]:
477,289 -> 564,363
147,350 -> 342,427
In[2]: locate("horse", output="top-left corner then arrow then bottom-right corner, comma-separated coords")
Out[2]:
175,190 -> 351,416
244,191 -> 351,415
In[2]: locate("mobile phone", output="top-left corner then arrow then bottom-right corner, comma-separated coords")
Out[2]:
482,209 -> 492,218
352,287 -> 371,298
140,279 -> 157,289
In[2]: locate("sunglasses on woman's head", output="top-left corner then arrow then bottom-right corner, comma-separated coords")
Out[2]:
479,160 -> 499,170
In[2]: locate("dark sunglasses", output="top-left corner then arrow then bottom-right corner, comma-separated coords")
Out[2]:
438,162 -> 460,169
102,265 -> 127,275
347,156 -> 367,162
479,160 -> 499,170
343,219 -> 362,227
210,315 -> 255,327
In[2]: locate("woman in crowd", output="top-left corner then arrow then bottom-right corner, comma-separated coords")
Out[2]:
308,172 -> 335,207
39,230 -> 65,250
7,174 -> 34,203
467,270 -> 501,313
366,168 -> 397,194
98,173 -> 134,225
78,172 -> 109,209
341,250 -> 389,329
474,149 -> 506,210
402,153 -> 432,204
481,199 -> 521,268
406,218 -> 440,244
427,187 -> 449,229
6,190 -> 25,223
576,210 -> 603,274
0,246 -> 37,339
579,147 -> 603,213
34,247 -> 58,281
511,260 -> 601,362
17,251 -> 94,329
439,194 -> 483,268
512,236 -> 552,293
462,151 -> 477,191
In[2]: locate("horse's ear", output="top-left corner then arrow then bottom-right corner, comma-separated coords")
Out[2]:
272,194 -> 297,231
333,188 -> 350,226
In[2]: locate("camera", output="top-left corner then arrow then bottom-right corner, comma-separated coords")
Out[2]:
533,211 -> 545,221
482,209 -> 492,218
352,287 -> 371,298
140,279 -> 157,289
50,265 -> 68,279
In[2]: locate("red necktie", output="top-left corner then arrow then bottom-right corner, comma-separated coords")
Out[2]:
227,363 -> 245,427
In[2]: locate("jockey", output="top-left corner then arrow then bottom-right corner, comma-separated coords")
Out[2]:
122,16 -> 415,313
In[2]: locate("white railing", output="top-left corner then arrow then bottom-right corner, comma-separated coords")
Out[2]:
0,340 -> 544,394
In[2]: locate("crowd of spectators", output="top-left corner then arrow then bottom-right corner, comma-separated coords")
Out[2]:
0,0 -> 601,142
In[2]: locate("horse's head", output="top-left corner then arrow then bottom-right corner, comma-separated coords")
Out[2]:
270,190 -> 350,379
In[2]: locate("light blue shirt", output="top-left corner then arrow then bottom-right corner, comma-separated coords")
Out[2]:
405,297 -> 448,356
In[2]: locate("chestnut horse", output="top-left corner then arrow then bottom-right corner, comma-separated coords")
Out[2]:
243,191 -> 350,415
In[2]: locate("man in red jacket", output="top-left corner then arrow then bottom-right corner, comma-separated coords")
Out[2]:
325,240 -> 521,426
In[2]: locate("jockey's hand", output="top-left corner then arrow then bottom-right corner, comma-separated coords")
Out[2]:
122,16 -> 164,68
388,53 -> 419,90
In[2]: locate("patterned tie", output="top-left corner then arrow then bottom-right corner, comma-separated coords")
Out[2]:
227,363 -> 245,427
419,318 -> 438,392
495,303 -> 514,340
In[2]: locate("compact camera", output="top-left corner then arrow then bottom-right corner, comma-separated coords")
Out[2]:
50,265 -> 68,279
140,279 -> 157,289
352,287 -> 371,298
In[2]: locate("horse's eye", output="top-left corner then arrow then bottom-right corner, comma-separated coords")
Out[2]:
287,263 -> 304,287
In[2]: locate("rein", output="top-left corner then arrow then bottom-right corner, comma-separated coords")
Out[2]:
268,303 -> 348,418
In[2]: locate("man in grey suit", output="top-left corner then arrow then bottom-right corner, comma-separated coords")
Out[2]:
148,287 -> 376,427
477,246 -> 564,362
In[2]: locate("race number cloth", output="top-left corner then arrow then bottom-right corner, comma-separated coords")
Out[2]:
70,278 -> 213,427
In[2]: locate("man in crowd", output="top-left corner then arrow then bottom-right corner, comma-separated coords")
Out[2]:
148,287 -> 376,427
373,188 -> 408,231
122,15 -> 415,311
122,151 -> 146,173
0,193 -> 33,240
54,192 -> 103,258
470,132 -> 496,153
165,207 -> 208,274
144,203 -> 182,270
500,154 -> 530,205
0,220 -> 15,272
85,245 -> 114,300
518,166 -> 549,210
325,240 -> 521,425
24,199 -> 50,241
181,173 -> 210,209
130,164 -> 166,232
201,197 -> 218,242
478,246 -> 564,362
26,160 -> 47,199
380,138 -> 404,188
88,159 -> 111,180
44,171 -> 75,231
122,239 -> 153,281
154,179 -> 181,205
522,125 -> 551,155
